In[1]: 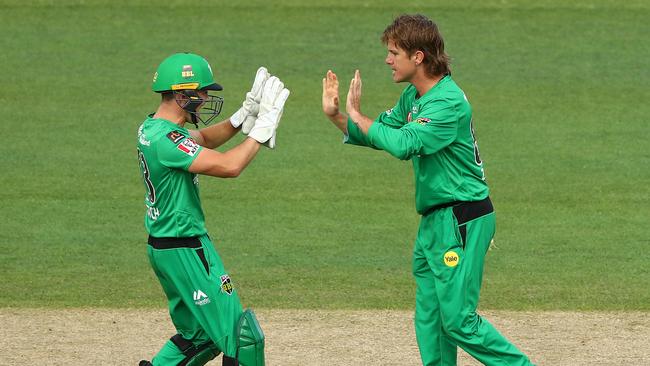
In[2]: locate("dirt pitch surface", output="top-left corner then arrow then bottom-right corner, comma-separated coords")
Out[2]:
1,309 -> 648,365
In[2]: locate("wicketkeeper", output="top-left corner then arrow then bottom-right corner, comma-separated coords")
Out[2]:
136,52 -> 289,366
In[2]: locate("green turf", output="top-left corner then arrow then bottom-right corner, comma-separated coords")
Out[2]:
0,0 -> 648,310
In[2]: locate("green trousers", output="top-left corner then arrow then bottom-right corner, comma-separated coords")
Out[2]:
147,235 -> 243,365
413,199 -> 534,366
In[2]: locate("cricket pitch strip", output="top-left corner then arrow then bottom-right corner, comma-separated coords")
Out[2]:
1,309 -> 648,365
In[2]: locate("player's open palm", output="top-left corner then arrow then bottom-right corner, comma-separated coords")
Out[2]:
322,70 -> 340,117
346,69 -> 362,116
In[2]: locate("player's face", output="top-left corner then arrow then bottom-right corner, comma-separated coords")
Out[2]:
184,91 -> 208,119
176,91 -> 208,122
196,90 -> 209,109
385,40 -> 417,83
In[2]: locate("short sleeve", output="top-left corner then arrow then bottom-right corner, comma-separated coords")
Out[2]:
157,131 -> 203,170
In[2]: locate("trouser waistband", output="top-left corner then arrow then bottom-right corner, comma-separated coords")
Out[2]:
425,197 -> 494,225
147,235 -> 202,249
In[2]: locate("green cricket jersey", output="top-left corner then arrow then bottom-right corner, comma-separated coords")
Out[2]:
137,116 -> 206,237
346,75 -> 489,214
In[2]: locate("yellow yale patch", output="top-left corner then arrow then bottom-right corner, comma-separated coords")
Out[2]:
171,82 -> 199,90
444,251 -> 460,267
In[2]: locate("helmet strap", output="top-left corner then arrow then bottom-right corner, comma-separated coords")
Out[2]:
189,113 -> 199,128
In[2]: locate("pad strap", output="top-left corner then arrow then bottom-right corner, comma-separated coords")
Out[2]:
170,334 -> 220,366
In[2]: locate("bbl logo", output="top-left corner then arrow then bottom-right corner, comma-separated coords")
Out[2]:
182,65 -> 194,78
220,274 -> 233,295
444,250 -> 460,267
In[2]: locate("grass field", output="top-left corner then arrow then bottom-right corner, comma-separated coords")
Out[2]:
0,0 -> 648,311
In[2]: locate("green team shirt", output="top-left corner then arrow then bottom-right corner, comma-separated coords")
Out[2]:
346,75 -> 489,214
136,116 -> 206,237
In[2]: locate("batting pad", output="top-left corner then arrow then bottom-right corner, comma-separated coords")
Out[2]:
236,309 -> 265,366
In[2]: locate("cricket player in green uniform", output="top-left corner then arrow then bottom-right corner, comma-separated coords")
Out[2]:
322,15 -> 535,365
136,53 -> 289,366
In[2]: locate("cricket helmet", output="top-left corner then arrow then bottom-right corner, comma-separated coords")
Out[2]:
152,52 -> 222,93
152,52 -> 224,126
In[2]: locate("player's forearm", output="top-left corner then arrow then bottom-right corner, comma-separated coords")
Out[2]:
191,138 -> 260,178
348,110 -> 374,135
218,138 -> 261,177
367,123 -> 420,160
195,119 -> 239,149
326,112 -> 349,134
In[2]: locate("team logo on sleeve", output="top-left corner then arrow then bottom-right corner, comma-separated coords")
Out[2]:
166,131 -> 185,144
177,138 -> 200,156
220,274 -> 234,295
415,117 -> 431,125
444,251 -> 460,267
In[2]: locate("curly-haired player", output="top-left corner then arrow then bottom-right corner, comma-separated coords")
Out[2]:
322,15 -> 534,366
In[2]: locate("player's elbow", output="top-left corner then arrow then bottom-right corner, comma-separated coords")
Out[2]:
219,163 -> 244,178
193,162 -> 243,178
374,132 -> 417,161
225,168 -> 243,178
396,151 -> 411,161
388,147 -> 412,161
190,149 -> 249,178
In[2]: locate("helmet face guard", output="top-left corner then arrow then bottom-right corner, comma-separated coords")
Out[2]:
175,89 -> 223,127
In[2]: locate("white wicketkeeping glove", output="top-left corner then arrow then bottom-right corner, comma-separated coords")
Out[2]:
230,66 -> 270,130
248,76 -> 290,149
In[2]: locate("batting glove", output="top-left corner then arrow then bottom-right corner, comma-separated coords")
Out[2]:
248,76 -> 290,148
230,66 -> 270,130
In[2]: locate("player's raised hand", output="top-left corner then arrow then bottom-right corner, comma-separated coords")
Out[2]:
322,70 -> 340,117
249,76 -> 290,149
346,69 -> 363,117
231,66 -> 270,132
344,69 -> 374,134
